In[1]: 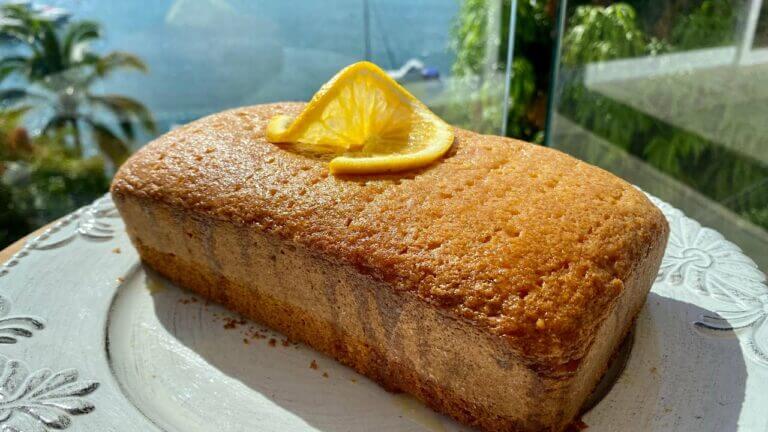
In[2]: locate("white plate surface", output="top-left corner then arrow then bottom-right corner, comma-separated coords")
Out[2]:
0,194 -> 766,432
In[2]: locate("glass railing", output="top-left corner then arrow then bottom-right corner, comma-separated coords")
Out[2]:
547,1 -> 768,270
4,0 -> 764,273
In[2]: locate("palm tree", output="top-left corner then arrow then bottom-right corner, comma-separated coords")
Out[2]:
0,4 -> 155,166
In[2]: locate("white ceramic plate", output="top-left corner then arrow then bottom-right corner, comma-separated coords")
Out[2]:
0,194 -> 766,432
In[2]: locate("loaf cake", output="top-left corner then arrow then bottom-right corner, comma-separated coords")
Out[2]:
111,102 -> 669,432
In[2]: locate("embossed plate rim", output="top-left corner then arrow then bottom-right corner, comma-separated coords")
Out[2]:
0,193 -> 766,431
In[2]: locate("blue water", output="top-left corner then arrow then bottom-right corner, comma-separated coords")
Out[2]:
45,0 -> 459,134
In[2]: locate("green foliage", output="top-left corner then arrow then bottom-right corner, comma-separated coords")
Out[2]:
0,4 -> 155,166
644,130 -> 707,177
439,57 -> 538,136
646,37 -> 672,56
514,0 -> 552,47
670,0 -> 736,50
6,150 -> 109,228
508,57 -> 536,117
699,149 -> 768,212
0,109 -> 109,248
756,3 -> 768,47
0,180 -> 29,247
559,5 -> 657,150
743,207 -> 768,229
0,6 -> 151,247
506,0 -> 553,138
562,3 -> 647,66
449,0 -> 551,139
560,84 -> 653,151
451,0 -> 488,77
437,74 -> 503,134
559,3 -> 767,231
506,57 -> 537,136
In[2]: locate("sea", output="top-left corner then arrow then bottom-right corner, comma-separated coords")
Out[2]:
43,0 -> 460,137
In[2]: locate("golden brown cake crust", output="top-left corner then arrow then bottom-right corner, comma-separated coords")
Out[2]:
111,102 -> 669,371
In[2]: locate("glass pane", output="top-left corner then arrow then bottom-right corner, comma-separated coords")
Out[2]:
548,0 -> 768,270
0,0 -> 512,248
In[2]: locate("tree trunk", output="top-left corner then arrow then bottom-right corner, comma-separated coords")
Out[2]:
70,118 -> 83,157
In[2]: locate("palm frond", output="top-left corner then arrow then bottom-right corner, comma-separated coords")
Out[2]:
0,5 -> 42,43
41,114 -> 73,136
117,118 -> 135,141
62,21 -> 101,65
75,51 -> 147,89
0,6 -> 154,166
88,94 -> 156,134
38,23 -> 64,75
0,22 -> 37,44
0,56 -> 30,83
0,87 -> 48,106
89,98 -> 134,140
85,118 -> 131,166
0,88 -> 32,106
94,52 -> 147,76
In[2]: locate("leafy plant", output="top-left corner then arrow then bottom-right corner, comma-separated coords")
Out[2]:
15,151 -> 110,227
0,4 -> 155,166
558,5 -> 659,150
644,129 -> 707,177
743,207 -> 768,229
506,57 -> 537,137
670,0 -> 737,50
562,3 -> 647,66
559,2 -> 768,232
0,107 -> 109,248
449,0 -> 552,139
451,0 -> 489,77
436,74 -> 502,134
0,180 -> 28,247
559,83 -> 654,151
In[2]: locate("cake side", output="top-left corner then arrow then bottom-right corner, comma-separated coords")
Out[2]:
111,102 -> 669,371
112,193 -> 665,432
114,196 -> 557,431
553,227 -> 665,427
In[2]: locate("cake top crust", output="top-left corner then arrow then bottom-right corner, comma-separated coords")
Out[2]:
112,103 -> 668,369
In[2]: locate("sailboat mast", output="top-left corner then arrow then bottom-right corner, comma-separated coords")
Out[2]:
363,0 -> 371,60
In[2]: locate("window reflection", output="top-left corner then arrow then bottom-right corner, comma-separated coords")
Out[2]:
550,1 -> 768,269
